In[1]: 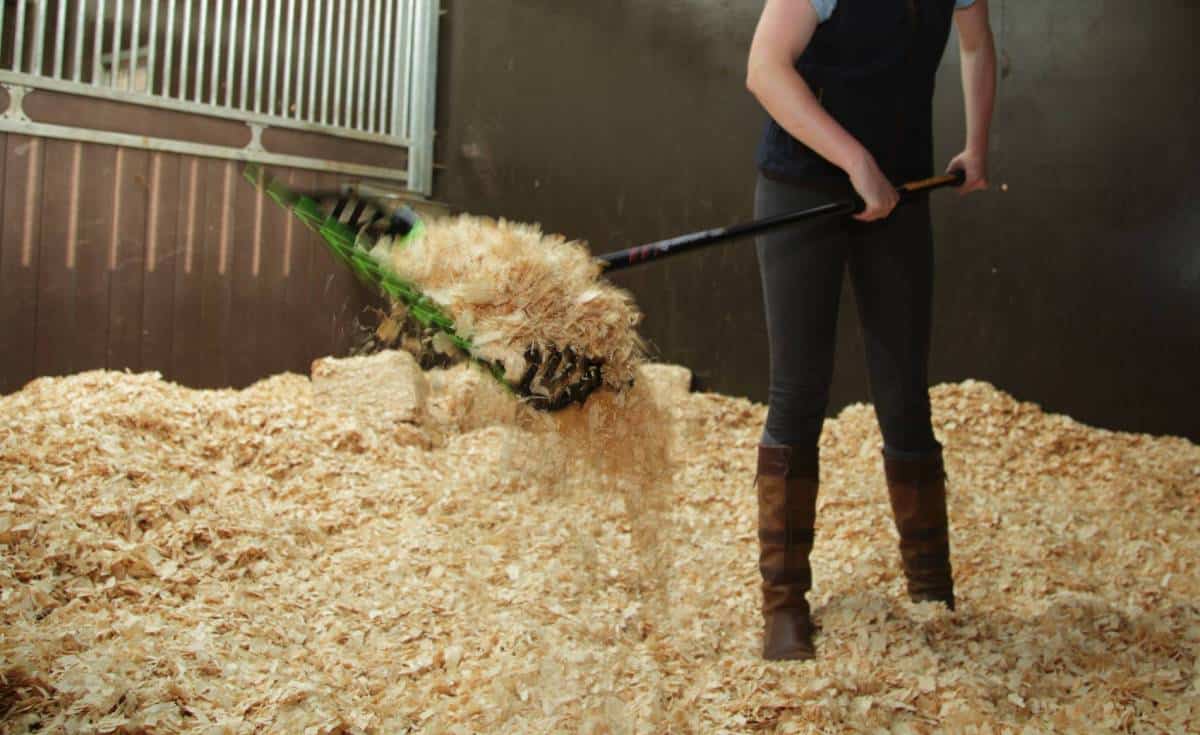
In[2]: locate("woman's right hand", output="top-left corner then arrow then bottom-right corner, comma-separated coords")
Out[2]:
848,152 -> 899,222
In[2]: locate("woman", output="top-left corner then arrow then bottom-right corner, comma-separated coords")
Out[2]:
745,0 -> 996,660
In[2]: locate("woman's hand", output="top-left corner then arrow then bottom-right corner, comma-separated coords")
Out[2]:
946,149 -> 989,195
849,152 -> 900,222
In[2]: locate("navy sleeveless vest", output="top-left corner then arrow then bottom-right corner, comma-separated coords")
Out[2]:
755,0 -> 958,184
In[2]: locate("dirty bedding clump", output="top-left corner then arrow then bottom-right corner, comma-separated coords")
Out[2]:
1,354 -> 1197,733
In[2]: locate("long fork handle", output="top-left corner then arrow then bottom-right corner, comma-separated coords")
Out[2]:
599,170 -> 965,273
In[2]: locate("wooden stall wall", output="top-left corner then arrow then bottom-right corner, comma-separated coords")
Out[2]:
0,134 -> 372,394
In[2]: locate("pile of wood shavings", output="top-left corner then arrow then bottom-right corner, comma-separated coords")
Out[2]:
376,215 -> 646,389
2,364 -> 1198,733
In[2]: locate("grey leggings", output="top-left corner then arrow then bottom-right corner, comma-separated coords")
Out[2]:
754,173 -> 940,457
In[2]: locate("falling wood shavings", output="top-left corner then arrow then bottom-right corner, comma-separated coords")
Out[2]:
1,365 -> 1198,734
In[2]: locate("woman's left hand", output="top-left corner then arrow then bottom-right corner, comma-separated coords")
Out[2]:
946,150 -> 989,195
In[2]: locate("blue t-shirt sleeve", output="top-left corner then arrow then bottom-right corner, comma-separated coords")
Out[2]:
809,0 -> 837,22
812,0 -> 977,23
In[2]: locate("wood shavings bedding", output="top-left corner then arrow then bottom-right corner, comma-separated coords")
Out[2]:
1,362 -> 1197,734
377,215 -> 646,390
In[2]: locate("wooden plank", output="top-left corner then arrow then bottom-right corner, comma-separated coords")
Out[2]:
313,172 -> 347,360
106,147 -> 150,373
227,158 -> 260,388
141,152 -> 182,377
0,134 -> 44,394
25,89 -> 252,148
32,139 -> 79,378
170,157 -> 207,387
283,168 -> 317,375
196,159 -> 235,388
255,165 -> 292,382
73,143 -> 117,374
299,171 -> 330,372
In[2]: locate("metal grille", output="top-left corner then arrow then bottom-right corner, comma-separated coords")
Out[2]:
0,0 -> 439,192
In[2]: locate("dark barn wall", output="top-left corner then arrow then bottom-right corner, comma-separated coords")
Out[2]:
435,0 -> 1200,441
0,134 -> 372,395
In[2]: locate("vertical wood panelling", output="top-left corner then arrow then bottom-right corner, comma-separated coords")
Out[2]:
33,139 -> 77,378
197,159 -> 234,388
255,161 -> 289,380
107,148 -> 150,373
171,157 -> 207,387
0,135 -> 43,393
73,144 -> 116,373
314,171 -> 347,357
302,169 -> 336,369
283,168 -> 317,374
2,137 -> 373,396
141,152 -> 182,375
227,159 -> 261,387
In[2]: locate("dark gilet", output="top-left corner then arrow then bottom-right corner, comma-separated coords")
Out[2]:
755,0 -> 958,184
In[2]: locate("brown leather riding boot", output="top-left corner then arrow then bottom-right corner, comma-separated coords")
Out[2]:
883,449 -> 955,610
757,444 -> 820,660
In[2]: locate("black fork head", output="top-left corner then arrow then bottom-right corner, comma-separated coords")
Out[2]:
305,189 -> 420,239
516,343 -> 606,411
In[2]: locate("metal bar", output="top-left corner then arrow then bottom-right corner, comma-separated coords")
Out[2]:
269,0 -> 282,116
408,0 -> 425,190
321,0 -> 334,124
163,0 -> 176,96
225,0 -> 238,106
404,0 -> 417,138
146,0 -> 159,91
379,0 -> 394,134
32,0 -> 48,76
366,0 -> 380,132
390,0 -> 406,136
346,0 -> 358,128
410,0 -> 439,195
210,0 -> 224,104
178,0 -> 191,99
91,0 -> 104,83
0,117 -> 411,183
354,0 -> 367,131
111,0 -> 122,87
404,0 -> 416,138
282,0 -> 295,117
254,0 -> 266,112
356,0 -> 371,131
14,0 -> 27,73
193,0 -> 206,100
240,0 -> 252,109
53,0 -> 67,78
130,0 -> 143,91
0,3 -> 6,70
332,0 -> 345,126
0,70 -> 413,146
73,0 -> 86,82
297,0 -> 309,120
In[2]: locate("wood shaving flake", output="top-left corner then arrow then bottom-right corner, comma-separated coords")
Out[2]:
1,366 -> 1197,734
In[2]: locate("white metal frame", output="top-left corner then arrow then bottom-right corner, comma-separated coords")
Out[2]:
0,0 -> 439,193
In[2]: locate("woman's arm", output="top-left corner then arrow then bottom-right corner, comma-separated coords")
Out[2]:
746,0 -> 899,221
946,0 -> 996,194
